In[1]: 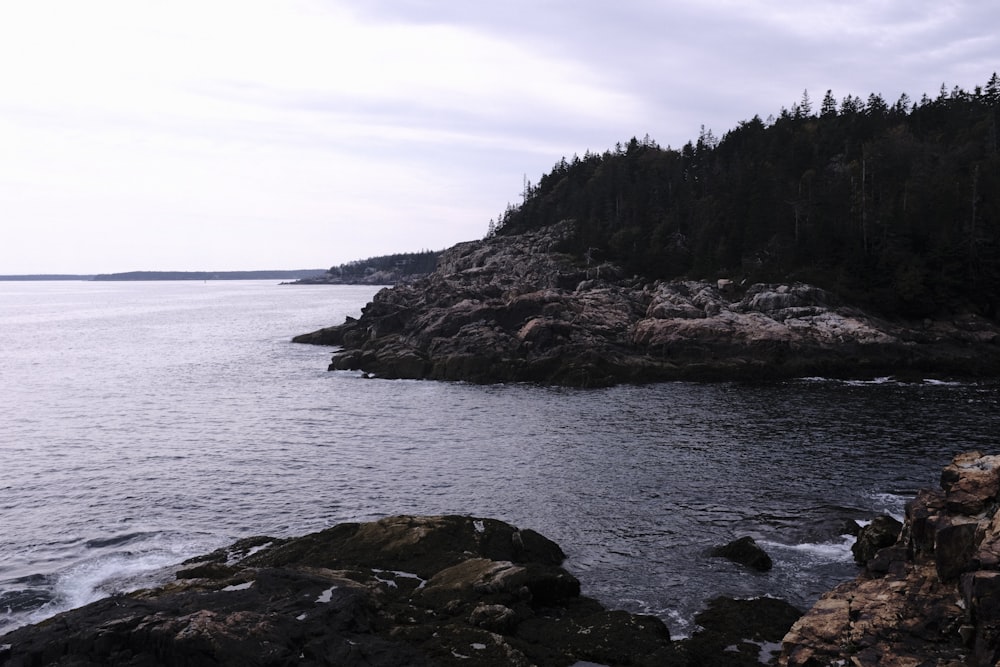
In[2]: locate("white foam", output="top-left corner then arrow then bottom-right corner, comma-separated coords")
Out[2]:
11,544 -> 196,632
843,376 -> 897,386
56,551 -> 185,610
473,520 -> 485,533
867,492 -> 908,521
761,534 -> 855,562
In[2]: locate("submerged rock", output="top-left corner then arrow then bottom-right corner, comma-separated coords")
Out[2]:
711,536 -> 774,572
781,451 -> 1000,666
295,223 -> 1000,386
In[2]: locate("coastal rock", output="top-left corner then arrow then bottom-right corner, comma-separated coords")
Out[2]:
0,515 -> 681,667
681,597 -> 803,666
781,451 -> 1000,666
295,223 -> 1000,386
851,514 -> 903,565
711,536 -> 774,572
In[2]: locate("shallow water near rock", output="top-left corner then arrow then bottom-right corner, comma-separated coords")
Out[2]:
1,280 -> 998,638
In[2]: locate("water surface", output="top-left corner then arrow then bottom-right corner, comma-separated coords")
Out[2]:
1,280 -> 997,636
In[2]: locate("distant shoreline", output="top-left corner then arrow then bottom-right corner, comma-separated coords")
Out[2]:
0,270 -> 327,282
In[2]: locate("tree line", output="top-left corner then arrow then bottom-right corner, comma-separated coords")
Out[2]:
326,250 -> 440,280
492,74 -> 1000,319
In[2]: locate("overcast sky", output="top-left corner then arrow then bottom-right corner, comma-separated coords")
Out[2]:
1,1 -> 997,274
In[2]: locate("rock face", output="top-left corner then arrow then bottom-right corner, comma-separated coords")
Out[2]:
781,451 -> 1000,666
0,515 -> 683,667
296,223 -> 1000,386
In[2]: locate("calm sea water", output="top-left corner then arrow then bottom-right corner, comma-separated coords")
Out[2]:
1,280 -> 998,638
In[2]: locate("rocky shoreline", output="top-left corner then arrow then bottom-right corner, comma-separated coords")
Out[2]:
780,451 -> 1000,666
294,223 -> 1000,387
5,453 -> 1000,665
0,515 -> 799,667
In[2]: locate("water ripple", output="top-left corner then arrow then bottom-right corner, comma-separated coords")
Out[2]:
1,281 -> 998,636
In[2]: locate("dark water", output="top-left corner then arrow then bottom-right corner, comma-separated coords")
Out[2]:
1,280 -> 998,637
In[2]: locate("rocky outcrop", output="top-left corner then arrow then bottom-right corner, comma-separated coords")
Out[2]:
0,515 -> 686,666
781,451 -> 1000,666
711,536 -> 774,572
296,223 -> 1000,386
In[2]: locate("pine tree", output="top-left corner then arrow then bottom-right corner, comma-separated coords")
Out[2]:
799,89 -> 813,117
820,90 -> 837,117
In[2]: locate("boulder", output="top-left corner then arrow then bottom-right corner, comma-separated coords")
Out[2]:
851,514 -> 903,565
711,536 -> 773,572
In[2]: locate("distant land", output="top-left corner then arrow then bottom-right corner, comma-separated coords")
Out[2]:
0,274 -> 97,281
0,270 -> 327,281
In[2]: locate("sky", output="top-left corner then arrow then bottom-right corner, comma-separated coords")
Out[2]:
1,1 -> 997,274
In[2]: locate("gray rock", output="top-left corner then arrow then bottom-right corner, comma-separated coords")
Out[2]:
294,224 -> 1000,385
711,536 -> 773,572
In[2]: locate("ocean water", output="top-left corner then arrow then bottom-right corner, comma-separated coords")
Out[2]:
1,280 -> 998,638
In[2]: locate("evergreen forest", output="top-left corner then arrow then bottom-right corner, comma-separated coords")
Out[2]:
493,75 -> 1000,319
326,250 -> 440,280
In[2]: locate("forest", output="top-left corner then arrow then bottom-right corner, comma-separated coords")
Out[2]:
492,74 -> 1000,319
325,250 -> 440,280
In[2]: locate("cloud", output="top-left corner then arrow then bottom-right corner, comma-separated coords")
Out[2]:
0,0 -> 996,273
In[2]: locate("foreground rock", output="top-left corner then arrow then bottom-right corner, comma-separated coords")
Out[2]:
1,515 -> 687,666
781,451 -> 1000,666
295,223 -> 1000,386
683,597 -> 802,666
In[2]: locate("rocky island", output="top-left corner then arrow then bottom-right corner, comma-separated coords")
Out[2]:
294,222 -> 1000,386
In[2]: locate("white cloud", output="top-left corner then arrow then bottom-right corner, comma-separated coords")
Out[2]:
0,0 -> 996,273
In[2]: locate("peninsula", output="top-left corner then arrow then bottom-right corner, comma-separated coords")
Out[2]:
296,76 -> 1000,385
